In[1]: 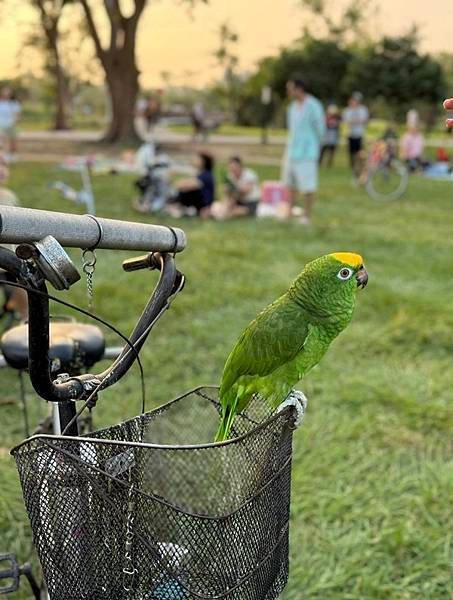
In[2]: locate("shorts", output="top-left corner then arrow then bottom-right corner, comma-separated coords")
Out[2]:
348,137 -> 363,155
237,199 -> 259,216
0,125 -> 16,139
282,160 -> 318,193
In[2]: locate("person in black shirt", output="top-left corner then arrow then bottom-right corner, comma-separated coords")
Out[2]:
167,152 -> 215,217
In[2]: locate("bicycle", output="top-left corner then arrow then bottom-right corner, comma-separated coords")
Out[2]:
356,139 -> 409,201
0,207 -> 185,598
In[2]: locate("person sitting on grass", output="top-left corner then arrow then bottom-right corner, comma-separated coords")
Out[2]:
166,152 -> 215,218
216,156 -> 260,220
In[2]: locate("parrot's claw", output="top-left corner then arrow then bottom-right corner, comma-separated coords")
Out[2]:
277,390 -> 308,428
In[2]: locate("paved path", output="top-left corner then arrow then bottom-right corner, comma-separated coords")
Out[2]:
18,127 -> 453,148
18,128 -> 286,146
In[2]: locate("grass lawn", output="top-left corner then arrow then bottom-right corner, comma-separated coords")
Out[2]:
0,152 -> 452,598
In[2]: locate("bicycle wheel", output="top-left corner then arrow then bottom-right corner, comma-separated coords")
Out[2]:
366,160 -> 409,201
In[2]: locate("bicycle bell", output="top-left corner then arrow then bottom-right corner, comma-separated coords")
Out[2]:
16,235 -> 81,291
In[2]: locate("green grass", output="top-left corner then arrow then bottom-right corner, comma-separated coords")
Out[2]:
0,152 -> 452,598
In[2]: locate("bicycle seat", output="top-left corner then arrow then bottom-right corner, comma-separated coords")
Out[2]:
0,322 -> 105,372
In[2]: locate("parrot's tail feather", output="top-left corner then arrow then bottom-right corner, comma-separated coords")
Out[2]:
214,398 -> 238,443
214,420 -> 227,443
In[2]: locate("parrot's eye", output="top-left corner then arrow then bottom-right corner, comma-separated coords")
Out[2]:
337,267 -> 353,281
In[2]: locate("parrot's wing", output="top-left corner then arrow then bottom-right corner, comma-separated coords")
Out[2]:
220,298 -> 310,395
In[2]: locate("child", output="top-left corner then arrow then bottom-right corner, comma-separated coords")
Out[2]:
320,104 -> 341,167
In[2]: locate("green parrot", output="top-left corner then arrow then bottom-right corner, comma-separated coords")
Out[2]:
215,252 -> 368,442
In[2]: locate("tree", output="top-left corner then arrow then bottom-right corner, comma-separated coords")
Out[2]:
299,0 -> 375,45
77,0 -> 149,142
213,22 -> 241,121
235,57 -> 276,127
344,32 -> 446,121
234,39 -> 351,128
77,0 -> 207,142
270,38 -> 351,103
437,53 -> 453,91
29,0 -> 72,130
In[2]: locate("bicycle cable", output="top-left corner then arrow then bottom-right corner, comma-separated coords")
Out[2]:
59,300 -> 173,436
0,279 -> 147,420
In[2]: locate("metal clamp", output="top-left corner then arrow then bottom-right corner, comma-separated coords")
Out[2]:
16,235 -> 80,291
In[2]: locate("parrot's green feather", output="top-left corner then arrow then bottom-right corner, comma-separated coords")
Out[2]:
220,297 -> 310,393
215,252 -> 366,442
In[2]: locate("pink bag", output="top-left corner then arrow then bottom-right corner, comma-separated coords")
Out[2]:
261,181 -> 290,205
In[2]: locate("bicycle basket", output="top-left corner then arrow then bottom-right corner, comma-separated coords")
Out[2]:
12,386 -> 296,600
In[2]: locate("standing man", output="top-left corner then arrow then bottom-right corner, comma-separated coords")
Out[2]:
282,77 -> 325,225
343,91 -> 369,175
444,99 -> 453,129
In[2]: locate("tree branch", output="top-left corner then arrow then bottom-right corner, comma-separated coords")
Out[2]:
79,0 -> 106,64
133,0 -> 147,19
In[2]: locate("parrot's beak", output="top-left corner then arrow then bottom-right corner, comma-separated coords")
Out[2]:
356,266 -> 368,289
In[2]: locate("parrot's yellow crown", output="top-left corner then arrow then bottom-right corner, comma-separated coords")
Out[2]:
331,252 -> 363,268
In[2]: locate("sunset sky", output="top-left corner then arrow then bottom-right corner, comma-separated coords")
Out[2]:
0,0 -> 451,87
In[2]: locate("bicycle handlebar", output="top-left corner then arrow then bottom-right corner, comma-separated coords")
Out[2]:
0,206 -> 186,252
0,208 -> 187,431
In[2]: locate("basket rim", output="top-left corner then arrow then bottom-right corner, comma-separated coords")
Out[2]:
11,385 -> 294,455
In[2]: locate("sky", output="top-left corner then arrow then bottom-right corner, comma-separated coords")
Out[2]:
0,0 -> 452,87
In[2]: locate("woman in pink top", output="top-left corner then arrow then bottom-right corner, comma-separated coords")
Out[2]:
400,126 -> 425,171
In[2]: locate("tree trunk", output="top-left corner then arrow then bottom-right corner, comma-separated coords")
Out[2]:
34,1 -> 71,131
79,0 -> 147,144
52,47 -> 70,130
104,63 -> 139,142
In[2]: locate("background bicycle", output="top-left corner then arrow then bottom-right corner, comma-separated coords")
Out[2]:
355,138 -> 409,201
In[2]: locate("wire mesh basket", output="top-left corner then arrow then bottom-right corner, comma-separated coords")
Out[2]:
12,386 -> 296,600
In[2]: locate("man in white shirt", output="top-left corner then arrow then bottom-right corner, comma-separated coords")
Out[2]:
0,87 -> 21,156
343,91 -> 369,173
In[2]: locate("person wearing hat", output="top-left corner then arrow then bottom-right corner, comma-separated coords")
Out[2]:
343,92 -> 369,174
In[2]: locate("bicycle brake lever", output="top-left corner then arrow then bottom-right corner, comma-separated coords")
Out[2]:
122,252 -> 161,272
